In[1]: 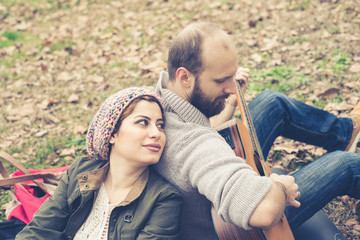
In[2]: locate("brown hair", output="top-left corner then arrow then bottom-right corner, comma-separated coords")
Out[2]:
167,22 -> 223,81
112,95 -> 164,135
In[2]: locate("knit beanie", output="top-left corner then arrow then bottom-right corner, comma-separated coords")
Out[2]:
86,87 -> 161,160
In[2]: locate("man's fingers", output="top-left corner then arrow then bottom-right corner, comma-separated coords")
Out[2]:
235,73 -> 249,80
237,67 -> 250,73
291,199 -> 301,208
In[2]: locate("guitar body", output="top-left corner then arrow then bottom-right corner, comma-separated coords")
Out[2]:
212,118 -> 294,240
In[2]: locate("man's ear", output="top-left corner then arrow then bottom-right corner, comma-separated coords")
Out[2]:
176,67 -> 194,89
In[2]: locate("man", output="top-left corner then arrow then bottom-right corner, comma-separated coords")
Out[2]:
154,22 -> 360,240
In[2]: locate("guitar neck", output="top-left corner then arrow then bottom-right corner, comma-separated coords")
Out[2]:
235,81 -> 269,177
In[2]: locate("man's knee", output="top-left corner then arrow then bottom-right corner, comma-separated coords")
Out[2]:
252,90 -> 287,108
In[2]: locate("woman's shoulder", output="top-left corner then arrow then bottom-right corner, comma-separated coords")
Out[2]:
67,156 -> 108,176
147,168 -> 182,197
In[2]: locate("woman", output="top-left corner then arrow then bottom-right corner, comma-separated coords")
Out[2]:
16,87 -> 183,240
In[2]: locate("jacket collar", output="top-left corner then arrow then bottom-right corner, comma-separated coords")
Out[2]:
77,162 -> 109,191
77,162 -> 149,206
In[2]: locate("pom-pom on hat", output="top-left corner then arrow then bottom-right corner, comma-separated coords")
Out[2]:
86,87 -> 161,161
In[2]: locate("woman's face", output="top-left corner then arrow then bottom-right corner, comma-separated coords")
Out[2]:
109,100 -> 166,167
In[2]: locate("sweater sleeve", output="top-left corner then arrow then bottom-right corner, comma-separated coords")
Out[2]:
168,123 -> 272,230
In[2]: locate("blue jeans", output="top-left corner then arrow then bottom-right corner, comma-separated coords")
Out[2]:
249,90 -> 360,229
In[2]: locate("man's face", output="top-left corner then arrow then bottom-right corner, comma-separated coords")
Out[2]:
190,37 -> 238,118
190,75 -> 227,118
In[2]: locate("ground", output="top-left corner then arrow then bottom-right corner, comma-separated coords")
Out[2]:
0,0 -> 359,238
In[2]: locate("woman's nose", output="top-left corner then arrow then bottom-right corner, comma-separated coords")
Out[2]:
148,125 -> 162,139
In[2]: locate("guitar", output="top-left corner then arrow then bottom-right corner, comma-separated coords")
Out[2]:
211,80 -> 294,240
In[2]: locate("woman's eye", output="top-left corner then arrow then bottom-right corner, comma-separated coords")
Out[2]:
157,122 -> 165,130
136,119 -> 148,126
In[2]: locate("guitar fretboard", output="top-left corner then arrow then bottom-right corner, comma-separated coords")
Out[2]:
235,80 -> 270,177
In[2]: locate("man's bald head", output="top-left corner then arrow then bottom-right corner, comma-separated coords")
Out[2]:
167,22 -> 236,81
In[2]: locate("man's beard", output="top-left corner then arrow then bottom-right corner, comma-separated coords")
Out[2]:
190,78 -> 227,118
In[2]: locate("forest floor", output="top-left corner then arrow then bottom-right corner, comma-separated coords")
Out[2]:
0,0 -> 359,238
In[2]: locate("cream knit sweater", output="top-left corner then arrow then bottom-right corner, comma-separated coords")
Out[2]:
154,71 -> 272,240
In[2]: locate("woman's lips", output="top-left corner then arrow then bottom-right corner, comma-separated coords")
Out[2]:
144,143 -> 161,152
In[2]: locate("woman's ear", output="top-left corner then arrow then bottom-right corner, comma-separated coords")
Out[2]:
109,135 -> 116,144
176,67 -> 194,89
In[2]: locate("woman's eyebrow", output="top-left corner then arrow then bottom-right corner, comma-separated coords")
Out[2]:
134,115 -> 151,120
135,115 -> 164,121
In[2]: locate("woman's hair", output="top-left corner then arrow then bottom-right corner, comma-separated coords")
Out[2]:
112,95 -> 164,135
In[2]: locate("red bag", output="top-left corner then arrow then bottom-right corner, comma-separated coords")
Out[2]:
0,151 -> 70,224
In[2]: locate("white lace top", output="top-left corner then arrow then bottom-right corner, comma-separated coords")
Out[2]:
74,184 -> 120,240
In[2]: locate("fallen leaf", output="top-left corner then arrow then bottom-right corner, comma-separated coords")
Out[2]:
316,88 -> 340,99
57,72 -> 73,81
0,4 -> 6,12
273,145 -> 298,154
59,146 -> 75,157
5,104 -> 36,121
345,219 -> 359,227
349,63 -> 360,73
67,94 -> 80,103
44,114 -> 60,124
251,53 -> 262,63
38,99 -> 57,110
281,154 -> 297,167
34,130 -> 48,137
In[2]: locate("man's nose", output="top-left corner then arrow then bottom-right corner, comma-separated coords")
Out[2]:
223,80 -> 236,95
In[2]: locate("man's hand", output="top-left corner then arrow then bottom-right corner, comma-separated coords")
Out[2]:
225,67 -> 250,107
270,173 -> 301,208
235,67 -> 249,93
249,173 -> 300,229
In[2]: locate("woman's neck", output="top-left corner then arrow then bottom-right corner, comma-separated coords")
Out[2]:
103,158 -> 147,204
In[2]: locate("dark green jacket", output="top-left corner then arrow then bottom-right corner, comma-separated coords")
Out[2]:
16,157 -> 183,240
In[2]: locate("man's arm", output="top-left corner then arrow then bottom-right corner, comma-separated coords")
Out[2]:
165,116 -> 299,230
249,173 -> 300,229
